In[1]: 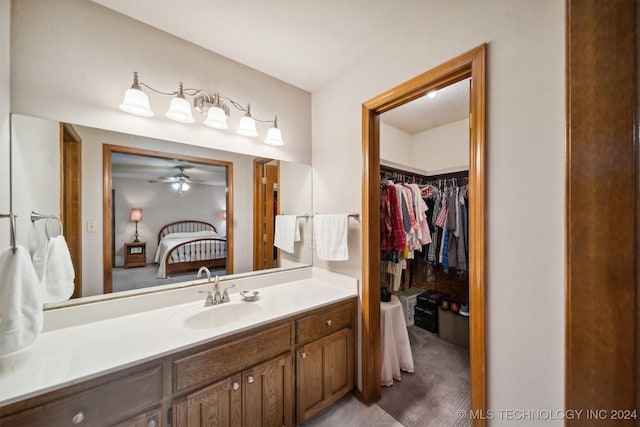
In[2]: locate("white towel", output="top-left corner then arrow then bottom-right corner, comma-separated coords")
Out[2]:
0,245 -> 43,355
313,214 -> 349,261
39,236 -> 75,303
274,215 -> 301,254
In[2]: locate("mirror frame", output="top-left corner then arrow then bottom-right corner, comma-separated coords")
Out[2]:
102,144 -> 234,294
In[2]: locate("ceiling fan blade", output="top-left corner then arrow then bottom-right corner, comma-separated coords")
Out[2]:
148,177 -> 178,183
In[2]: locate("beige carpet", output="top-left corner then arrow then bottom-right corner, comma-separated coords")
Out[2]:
377,325 -> 471,427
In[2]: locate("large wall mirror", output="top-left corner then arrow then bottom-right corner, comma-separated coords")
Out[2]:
11,114 -> 313,308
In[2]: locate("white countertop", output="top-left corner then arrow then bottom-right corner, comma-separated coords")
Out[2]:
0,268 -> 358,406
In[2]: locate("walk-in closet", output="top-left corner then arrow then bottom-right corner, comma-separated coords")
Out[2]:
375,78 -> 472,427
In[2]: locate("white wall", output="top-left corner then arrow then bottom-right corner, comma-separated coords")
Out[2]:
279,161 -> 313,267
10,115 -> 60,253
380,122 -> 413,167
411,118 -> 469,173
10,0 -> 311,165
0,0 -> 10,247
381,118 -> 469,174
312,1 -> 565,424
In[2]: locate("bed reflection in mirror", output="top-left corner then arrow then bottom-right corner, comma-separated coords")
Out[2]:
10,114 -> 313,306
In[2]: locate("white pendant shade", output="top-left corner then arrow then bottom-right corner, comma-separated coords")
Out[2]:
237,115 -> 258,137
166,96 -> 195,123
119,88 -> 154,117
264,127 -> 284,146
204,106 -> 229,129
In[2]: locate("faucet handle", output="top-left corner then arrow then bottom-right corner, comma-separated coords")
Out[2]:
199,290 -> 215,306
221,284 -> 235,302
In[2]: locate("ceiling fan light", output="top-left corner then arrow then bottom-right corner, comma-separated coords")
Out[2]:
119,87 -> 154,117
204,106 -> 229,129
264,127 -> 284,146
166,96 -> 195,123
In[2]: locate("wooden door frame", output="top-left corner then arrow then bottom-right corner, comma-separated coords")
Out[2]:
565,0 -> 637,421
360,44 -> 486,422
102,144 -> 234,294
253,158 -> 280,271
60,122 -> 82,298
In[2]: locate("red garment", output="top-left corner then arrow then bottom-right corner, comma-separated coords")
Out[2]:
381,184 -> 405,252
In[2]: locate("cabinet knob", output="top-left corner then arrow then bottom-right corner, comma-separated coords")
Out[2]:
301,351 -> 307,359
72,410 -> 85,424
247,376 -> 255,384
232,381 -> 240,391
147,419 -> 157,427
326,319 -> 332,326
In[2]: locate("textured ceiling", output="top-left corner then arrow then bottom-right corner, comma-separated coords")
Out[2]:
380,78 -> 470,134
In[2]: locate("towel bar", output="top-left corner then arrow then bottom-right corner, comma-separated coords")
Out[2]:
294,212 -> 360,220
30,211 -> 64,239
0,213 -> 18,253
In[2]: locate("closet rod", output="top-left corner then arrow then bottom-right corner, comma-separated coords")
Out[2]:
380,164 -> 468,181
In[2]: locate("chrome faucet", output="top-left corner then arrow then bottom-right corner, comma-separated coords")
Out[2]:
197,269 -> 235,306
197,266 -> 212,282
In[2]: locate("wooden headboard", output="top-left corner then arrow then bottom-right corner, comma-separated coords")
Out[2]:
157,220 -> 218,243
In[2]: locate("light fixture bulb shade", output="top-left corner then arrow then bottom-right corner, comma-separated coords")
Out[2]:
236,116 -> 258,137
264,127 -> 284,146
166,96 -> 195,123
204,106 -> 229,129
171,182 -> 190,191
119,88 -> 154,117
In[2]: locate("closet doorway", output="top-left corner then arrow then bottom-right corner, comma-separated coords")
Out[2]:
360,44 -> 486,424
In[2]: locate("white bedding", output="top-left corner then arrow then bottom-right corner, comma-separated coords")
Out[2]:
154,231 -> 226,278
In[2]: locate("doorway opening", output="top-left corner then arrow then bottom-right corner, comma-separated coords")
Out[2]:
360,45 -> 486,424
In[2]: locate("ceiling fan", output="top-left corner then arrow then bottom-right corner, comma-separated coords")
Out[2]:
148,166 -> 207,196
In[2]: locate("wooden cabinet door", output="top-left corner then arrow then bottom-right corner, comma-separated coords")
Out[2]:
243,353 -> 293,427
173,374 -> 242,427
296,328 -> 353,423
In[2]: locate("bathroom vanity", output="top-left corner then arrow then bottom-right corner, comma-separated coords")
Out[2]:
0,268 -> 357,426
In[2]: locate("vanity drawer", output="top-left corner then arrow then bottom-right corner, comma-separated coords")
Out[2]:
1,366 -> 162,426
296,301 -> 353,345
173,322 -> 292,393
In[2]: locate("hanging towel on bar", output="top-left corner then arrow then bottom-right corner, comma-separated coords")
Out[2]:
274,215 -> 301,254
314,214 -> 349,261
39,236 -> 75,303
0,245 -> 43,355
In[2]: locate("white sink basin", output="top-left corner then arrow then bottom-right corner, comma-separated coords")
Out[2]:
175,302 -> 263,330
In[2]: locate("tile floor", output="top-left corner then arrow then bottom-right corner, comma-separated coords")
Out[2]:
302,394 -> 403,427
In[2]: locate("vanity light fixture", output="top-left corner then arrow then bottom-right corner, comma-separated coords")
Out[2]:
119,72 -> 284,145
426,89 -> 438,99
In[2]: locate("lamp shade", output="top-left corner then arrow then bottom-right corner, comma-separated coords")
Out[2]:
237,115 -> 258,137
204,106 -> 229,129
130,208 -> 142,222
264,126 -> 284,146
119,88 -> 154,117
166,96 -> 195,123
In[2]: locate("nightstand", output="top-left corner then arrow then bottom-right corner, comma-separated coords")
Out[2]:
124,242 -> 146,268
